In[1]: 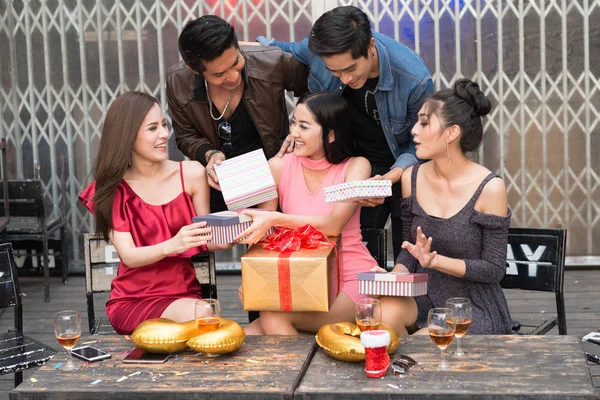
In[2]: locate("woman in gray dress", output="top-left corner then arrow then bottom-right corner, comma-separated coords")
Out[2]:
375,78 -> 514,335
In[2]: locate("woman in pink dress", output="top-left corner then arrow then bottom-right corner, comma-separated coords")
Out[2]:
79,91 -> 227,334
237,92 -> 402,335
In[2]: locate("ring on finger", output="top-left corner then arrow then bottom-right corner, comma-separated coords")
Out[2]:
283,139 -> 291,145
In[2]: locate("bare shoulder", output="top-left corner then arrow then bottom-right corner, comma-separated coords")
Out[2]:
268,154 -> 287,185
268,154 -> 285,171
477,173 -> 508,216
346,156 -> 371,179
268,155 -> 285,175
400,165 -> 415,198
182,159 -> 205,178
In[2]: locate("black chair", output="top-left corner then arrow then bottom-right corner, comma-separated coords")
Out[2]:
0,179 -> 68,302
501,227 -> 567,335
247,228 -> 388,323
84,234 -> 217,334
0,139 -> 9,235
0,243 -> 56,387
361,228 -> 388,270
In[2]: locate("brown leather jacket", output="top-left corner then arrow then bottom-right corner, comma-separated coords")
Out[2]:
166,46 -> 308,165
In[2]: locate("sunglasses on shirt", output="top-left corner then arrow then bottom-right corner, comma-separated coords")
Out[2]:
391,355 -> 418,375
218,121 -> 233,157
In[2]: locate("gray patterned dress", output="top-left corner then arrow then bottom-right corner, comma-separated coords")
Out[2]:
396,162 -> 514,334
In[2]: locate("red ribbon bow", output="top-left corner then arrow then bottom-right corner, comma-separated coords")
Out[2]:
260,224 -> 339,312
262,224 -> 328,253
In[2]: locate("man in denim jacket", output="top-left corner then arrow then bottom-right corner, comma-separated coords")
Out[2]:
257,6 -> 433,259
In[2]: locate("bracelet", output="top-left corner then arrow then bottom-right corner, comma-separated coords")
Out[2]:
205,149 -> 223,164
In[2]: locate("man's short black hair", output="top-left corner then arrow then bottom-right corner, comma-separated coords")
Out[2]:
178,15 -> 239,72
308,6 -> 372,59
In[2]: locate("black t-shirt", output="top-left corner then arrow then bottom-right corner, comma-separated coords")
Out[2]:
342,77 -> 395,167
214,98 -> 264,158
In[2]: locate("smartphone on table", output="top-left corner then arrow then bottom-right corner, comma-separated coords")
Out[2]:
122,347 -> 171,364
71,346 -> 112,362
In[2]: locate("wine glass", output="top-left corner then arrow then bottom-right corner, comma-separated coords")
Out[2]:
355,298 -> 382,332
54,310 -> 82,371
445,297 -> 472,357
194,299 -> 221,357
428,308 -> 456,371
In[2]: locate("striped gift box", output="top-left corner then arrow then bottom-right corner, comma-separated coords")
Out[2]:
357,272 -> 428,297
214,149 -> 278,210
193,211 -> 273,244
323,180 -> 392,203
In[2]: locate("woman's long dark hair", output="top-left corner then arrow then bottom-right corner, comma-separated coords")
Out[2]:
296,92 -> 353,164
93,91 -> 159,238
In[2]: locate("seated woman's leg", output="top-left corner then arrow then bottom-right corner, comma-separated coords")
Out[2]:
244,318 -> 265,335
259,292 -> 356,335
160,298 -> 199,322
379,296 -> 418,335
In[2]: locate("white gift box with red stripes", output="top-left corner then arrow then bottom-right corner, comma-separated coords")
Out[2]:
358,272 -> 428,297
193,211 -> 273,244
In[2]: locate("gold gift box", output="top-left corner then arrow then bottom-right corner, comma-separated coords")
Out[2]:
241,238 -> 339,312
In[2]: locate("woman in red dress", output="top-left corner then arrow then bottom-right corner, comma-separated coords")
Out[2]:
79,91 -> 226,334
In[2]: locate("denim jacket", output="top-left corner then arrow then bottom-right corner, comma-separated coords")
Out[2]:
264,31 -> 433,170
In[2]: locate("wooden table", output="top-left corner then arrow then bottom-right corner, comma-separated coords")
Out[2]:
10,335 -> 316,400
296,335 -> 597,399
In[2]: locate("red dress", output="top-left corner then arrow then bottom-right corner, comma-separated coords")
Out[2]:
79,163 -> 206,334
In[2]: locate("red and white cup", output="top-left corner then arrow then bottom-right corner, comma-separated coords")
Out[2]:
360,330 -> 391,378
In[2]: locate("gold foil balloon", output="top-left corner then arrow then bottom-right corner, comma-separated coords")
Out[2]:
187,319 -> 246,354
315,322 -> 400,362
131,318 -> 201,353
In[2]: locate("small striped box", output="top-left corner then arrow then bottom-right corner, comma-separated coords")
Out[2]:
193,211 -> 273,244
358,272 -> 428,297
324,180 -> 392,203
214,149 -> 278,210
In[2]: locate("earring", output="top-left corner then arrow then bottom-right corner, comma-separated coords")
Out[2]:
446,141 -> 452,164
371,51 -> 375,57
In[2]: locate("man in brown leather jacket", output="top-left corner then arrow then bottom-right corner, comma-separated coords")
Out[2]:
167,15 -> 308,212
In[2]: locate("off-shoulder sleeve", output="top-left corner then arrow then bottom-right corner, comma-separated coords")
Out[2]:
463,208 -> 512,283
111,184 -> 130,232
394,197 -> 419,272
78,181 -> 130,232
78,181 -> 96,214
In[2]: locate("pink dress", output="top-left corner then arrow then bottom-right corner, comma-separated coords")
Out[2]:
79,162 -> 206,334
278,154 -> 376,304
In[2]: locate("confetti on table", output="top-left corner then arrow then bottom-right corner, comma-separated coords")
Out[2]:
128,371 -> 141,377
124,335 -> 130,340
30,378 -> 37,383
116,376 -> 128,382
90,379 -> 102,385
174,372 -> 189,376
246,359 -> 261,364
53,363 -> 63,369
82,340 -> 98,345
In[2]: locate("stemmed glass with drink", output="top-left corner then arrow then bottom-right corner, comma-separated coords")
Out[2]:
54,310 -> 82,371
195,299 -> 221,357
355,298 -> 381,332
428,308 -> 456,371
445,297 -> 472,357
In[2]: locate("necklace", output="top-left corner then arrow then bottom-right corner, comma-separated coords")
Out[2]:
204,79 -> 236,121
